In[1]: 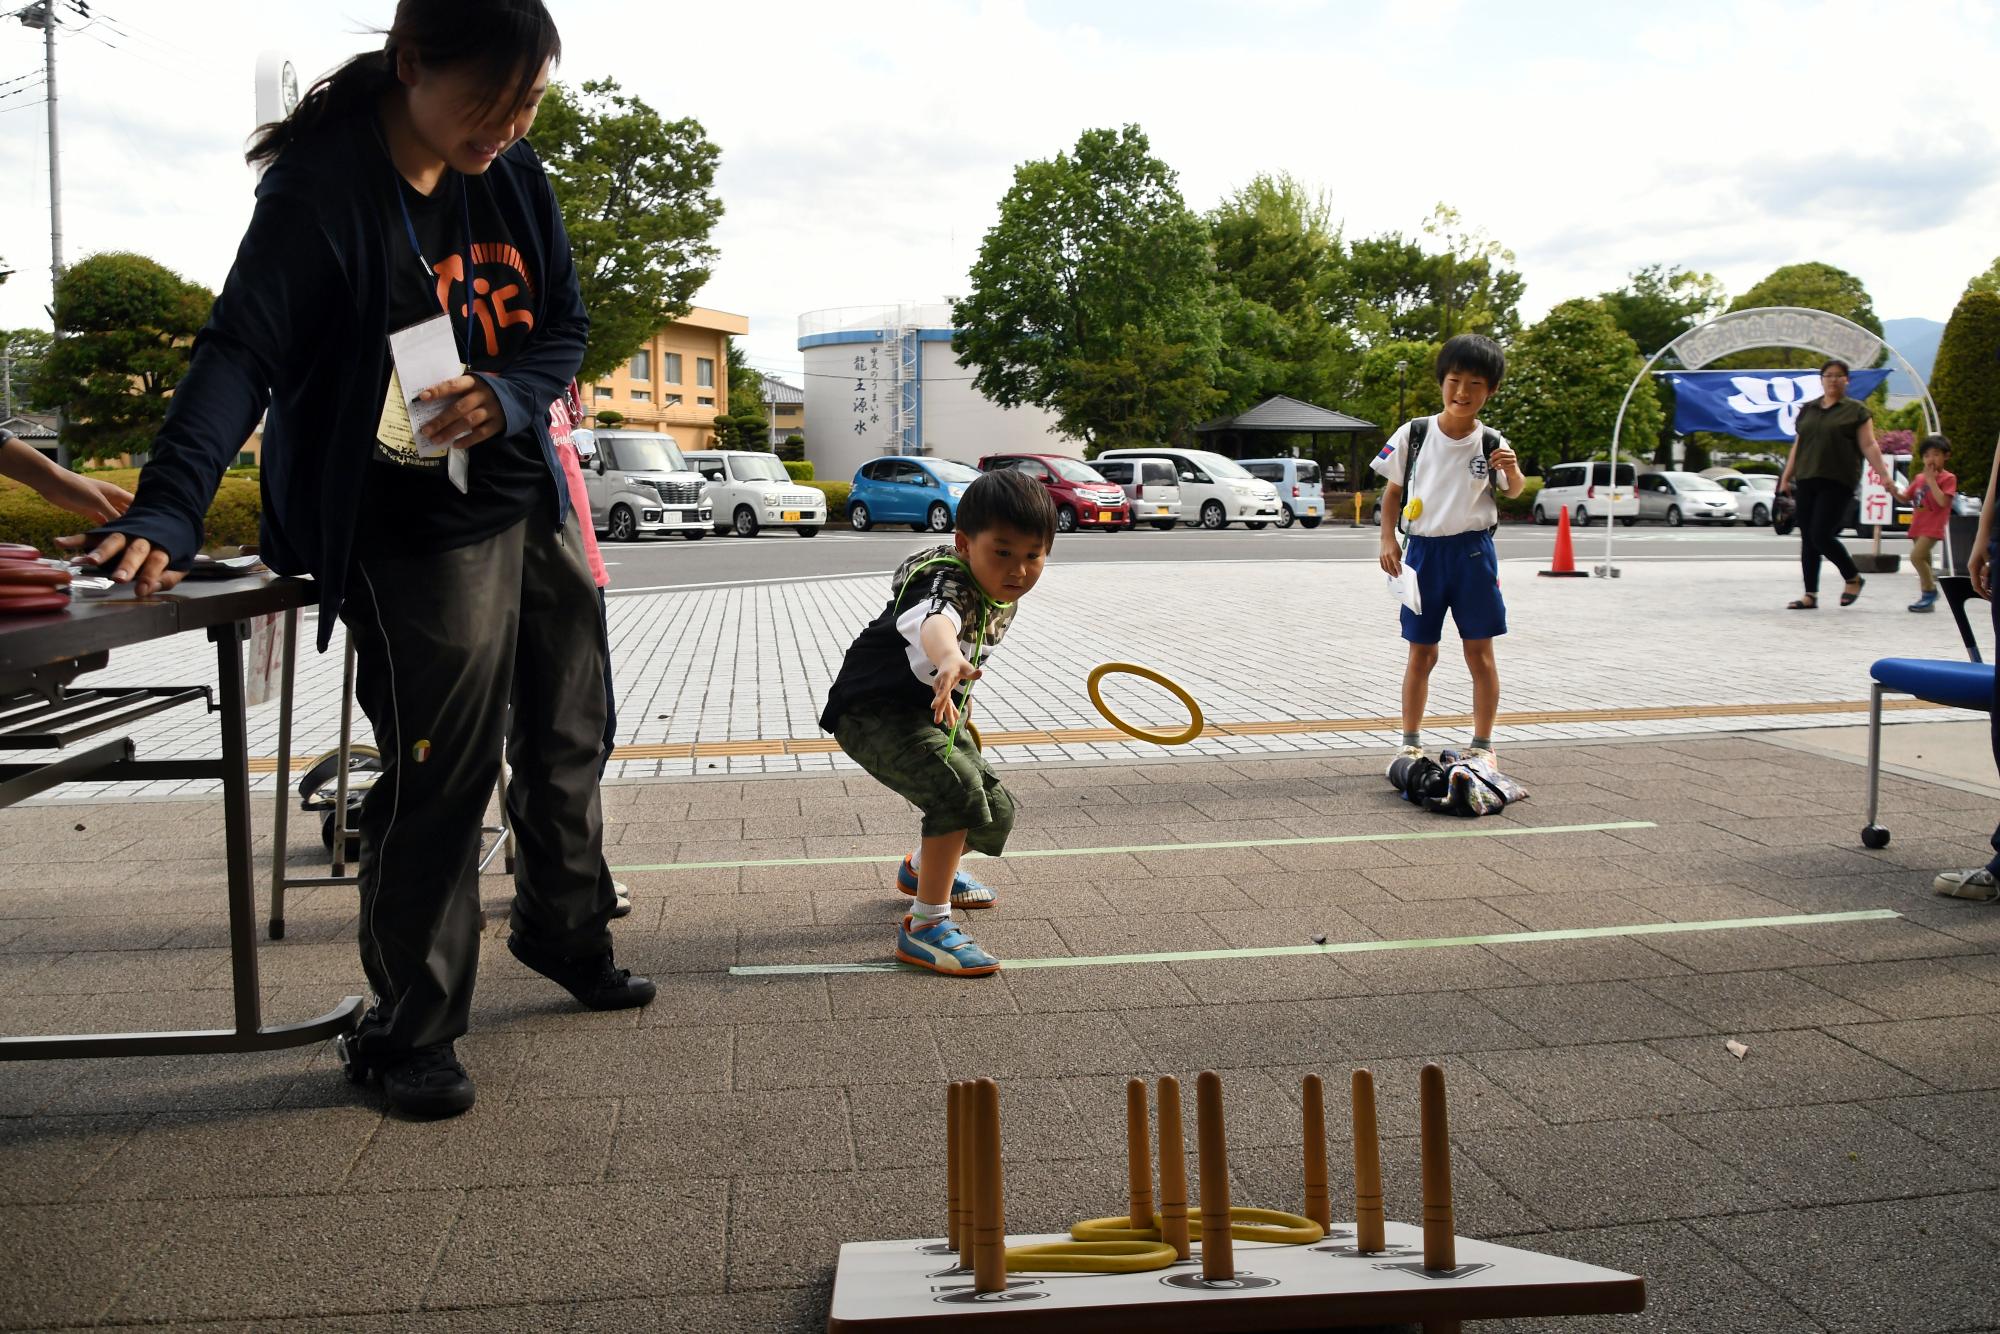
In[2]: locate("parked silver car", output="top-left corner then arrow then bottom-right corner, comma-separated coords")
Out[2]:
1700,468 -> 1779,525
1635,471 -> 1739,526
1091,457 -> 1183,530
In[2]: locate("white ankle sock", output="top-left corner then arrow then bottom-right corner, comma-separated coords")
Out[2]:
910,900 -> 950,928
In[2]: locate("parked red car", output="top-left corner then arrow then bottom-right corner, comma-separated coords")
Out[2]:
976,453 -> 1131,533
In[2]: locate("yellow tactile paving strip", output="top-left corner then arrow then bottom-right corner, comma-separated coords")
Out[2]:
243,697 -> 1941,774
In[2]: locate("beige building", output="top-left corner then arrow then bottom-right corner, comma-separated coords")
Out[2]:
585,305 -> 750,450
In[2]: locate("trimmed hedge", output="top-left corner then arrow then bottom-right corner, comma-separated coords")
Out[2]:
784,460 -> 815,482
1497,477 -> 1542,520
803,480 -> 850,515
0,468 -> 261,555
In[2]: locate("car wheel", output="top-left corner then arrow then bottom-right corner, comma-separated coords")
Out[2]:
608,504 -> 637,543
1276,505 -> 1295,529
1150,520 -> 1176,531
849,502 -> 872,532
1533,504 -> 1548,525
1618,516 -> 1637,527
733,506 -> 759,537
1245,521 -> 1268,530
1056,505 -> 1077,534
796,525 -> 819,537
1200,501 -> 1228,530
1752,503 -> 1769,525
1666,505 -> 1683,527
1300,515 -> 1321,529
927,502 -> 952,533
683,528 -> 705,541
1574,505 -> 1592,528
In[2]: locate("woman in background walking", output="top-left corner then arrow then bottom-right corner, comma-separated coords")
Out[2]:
1778,359 -> 1896,609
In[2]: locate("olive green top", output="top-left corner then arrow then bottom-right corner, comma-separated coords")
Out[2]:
1792,397 -> 1871,489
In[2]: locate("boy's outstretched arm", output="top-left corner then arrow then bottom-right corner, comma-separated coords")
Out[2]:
1489,443 -> 1525,498
921,613 -> 981,726
1378,481 -> 1404,576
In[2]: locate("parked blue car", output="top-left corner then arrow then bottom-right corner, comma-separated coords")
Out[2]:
847,456 -> 983,533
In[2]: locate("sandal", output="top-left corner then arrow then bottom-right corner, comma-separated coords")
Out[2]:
1787,596 -> 1817,610
1841,577 -> 1865,607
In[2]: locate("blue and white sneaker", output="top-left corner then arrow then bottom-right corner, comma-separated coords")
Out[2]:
896,914 -> 1002,977
897,856 -> 997,910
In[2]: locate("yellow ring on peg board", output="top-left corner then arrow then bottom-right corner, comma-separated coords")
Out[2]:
1086,662 -> 1205,747
1005,1240 -> 1180,1274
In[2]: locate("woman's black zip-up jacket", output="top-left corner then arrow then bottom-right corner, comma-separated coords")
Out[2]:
99,111 -> 589,650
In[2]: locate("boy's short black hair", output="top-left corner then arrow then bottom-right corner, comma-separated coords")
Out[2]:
956,467 -> 1057,547
1820,358 -> 1851,376
1436,333 -> 1506,391
1920,433 -> 1951,457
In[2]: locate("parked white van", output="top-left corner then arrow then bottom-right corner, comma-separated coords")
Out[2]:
1095,447 -> 1281,530
1090,457 -> 1183,530
582,430 -> 712,542
1534,461 -> 1639,527
684,449 -> 826,537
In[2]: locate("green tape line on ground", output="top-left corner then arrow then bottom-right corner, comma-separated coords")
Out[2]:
728,909 -> 1902,977
613,820 -> 1659,874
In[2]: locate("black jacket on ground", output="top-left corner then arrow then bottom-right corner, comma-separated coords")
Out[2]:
99,111 -> 588,649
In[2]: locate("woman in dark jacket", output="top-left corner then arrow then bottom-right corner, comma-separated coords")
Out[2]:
72,0 -> 651,1118
1777,359 -> 1897,609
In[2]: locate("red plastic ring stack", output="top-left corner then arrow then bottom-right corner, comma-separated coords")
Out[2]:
0,542 -> 71,615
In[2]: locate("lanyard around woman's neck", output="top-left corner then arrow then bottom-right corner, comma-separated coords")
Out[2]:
389,158 -> 475,368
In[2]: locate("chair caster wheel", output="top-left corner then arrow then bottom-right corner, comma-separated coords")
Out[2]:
1861,825 -> 1891,850
268,920 -> 285,941
335,1032 -> 374,1085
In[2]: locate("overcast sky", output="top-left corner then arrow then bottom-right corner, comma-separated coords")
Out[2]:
1,0 -> 1994,386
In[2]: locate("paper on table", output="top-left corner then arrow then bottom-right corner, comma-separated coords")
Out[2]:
389,314 -> 466,460
1388,561 -> 1421,614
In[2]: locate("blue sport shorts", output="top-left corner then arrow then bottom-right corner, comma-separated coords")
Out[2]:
1400,530 -> 1507,645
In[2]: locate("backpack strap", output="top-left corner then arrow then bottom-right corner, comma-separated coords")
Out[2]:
1397,418 -> 1429,538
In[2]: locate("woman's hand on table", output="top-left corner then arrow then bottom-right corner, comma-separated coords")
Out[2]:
56,532 -> 184,598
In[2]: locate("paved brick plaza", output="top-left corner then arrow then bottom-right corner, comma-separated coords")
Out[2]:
3,556 -> 1998,1330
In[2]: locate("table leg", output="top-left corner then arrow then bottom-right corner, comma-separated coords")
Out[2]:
212,621 -> 264,1036
268,607 -> 298,939
331,631 -> 356,877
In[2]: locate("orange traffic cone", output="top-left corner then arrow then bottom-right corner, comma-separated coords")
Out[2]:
1538,505 -> 1589,578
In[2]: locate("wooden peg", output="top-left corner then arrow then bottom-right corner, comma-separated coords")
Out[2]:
1195,1071 -> 1234,1281
957,1079 -> 977,1273
1351,1068 -> 1386,1253
1157,1075 -> 1191,1260
1125,1077 -> 1155,1232
971,1078 -> 1008,1293
1302,1073 -> 1331,1231
946,1081 -> 964,1253
1419,1063 -> 1455,1272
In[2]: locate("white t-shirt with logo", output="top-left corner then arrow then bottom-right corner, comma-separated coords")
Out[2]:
1369,415 -> 1506,537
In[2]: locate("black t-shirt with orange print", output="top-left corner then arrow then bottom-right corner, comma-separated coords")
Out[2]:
362,166 -> 558,552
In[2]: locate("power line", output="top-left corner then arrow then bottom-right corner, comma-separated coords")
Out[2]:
0,96 -> 47,116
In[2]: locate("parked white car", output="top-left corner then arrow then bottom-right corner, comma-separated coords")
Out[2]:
1700,468 -> 1780,526
1095,447 -> 1282,530
1635,471 -> 1739,526
583,430 -> 712,541
1091,457 -> 1183,530
1534,461 -> 1639,527
684,449 -> 825,537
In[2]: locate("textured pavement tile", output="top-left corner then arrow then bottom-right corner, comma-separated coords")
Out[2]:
425,1180 -> 726,1306
345,1097 -> 614,1192
1484,891 -> 1667,932
110,1191 -> 462,1324
0,1199 -> 181,1329
826,966 -> 1020,1020
1492,937 -> 1693,985
1826,1016 -> 2000,1091
77,1105 -> 379,1201
0,1112 -> 141,1204
1196,905 -> 1377,949
1468,1043 -> 1738,1123
636,971 -> 830,1028
1633,969 -> 1881,1030
1791,958 -> 2000,1019
1648,1028 -> 1930,1108
1001,961 -> 1199,1014
1319,943 -> 1537,997
1266,1054 -> 1542,1138
1473,980 -> 1712,1045
1775,915 -> 1979,963
610,1088 -> 853,1178
737,1017 -> 939,1090
1062,1067 -> 1304,1156
724,1169 -> 943,1291
1462,1120 -> 1774,1227
935,1011 -> 1146,1081
1479,1221 -> 1821,1333
1048,911 -> 1232,957
1089,875 -> 1259,916
1167,954 -> 1367,1005
1864,1090 -> 2000,1174
1231,1135 -> 1546,1237
514,1028 -> 732,1099
1667,1102 -> 1994,1206
848,1078 -> 1091,1169
34,1046 -> 323,1117
1121,999 -> 1351,1070
566,1285 -> 826,1333
1321,992 -> 1536,1059
1690,1194 -> 2000,1333
1630,921 -> 1849,973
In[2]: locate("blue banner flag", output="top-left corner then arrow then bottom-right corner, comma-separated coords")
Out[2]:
1661,368 -> 1892,441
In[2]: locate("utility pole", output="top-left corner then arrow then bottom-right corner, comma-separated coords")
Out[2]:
16,1 -> 62,462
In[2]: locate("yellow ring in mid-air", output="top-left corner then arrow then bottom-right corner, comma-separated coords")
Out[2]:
1086,662 -> 1205,747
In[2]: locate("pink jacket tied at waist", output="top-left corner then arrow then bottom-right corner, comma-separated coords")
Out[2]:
549,385 -> 609,589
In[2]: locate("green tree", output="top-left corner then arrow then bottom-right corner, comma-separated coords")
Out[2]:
1,328 -> 53,415
952,125 -> 1220,447
1930,289 -> 2000,497
1207,173 -> 1356,417
1965,255 -> 2000,299
1345,205 -> 1523,347
1715,261 -> 1883,369
1599,265 -> 1726,357
1483,298 -> 1663,475
31,253 -> 212,461
535,79 -> 725,384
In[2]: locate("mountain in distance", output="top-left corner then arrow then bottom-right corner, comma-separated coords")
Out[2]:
1882,317 -> 1944,398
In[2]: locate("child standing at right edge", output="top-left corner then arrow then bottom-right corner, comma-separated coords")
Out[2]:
1899,434 -> 1956,613
1375,335 -> 1525,766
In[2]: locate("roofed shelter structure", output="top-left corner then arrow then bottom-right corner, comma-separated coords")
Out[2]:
1194,394 -> 1378,487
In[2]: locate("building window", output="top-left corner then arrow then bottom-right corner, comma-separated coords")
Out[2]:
629,349 -> 650,381
664,394 -> 683,407
696,357 -> 715,388
664,353 -> 683,384
698,396 -> 715,407
594,385 -> 615,400
776,404 -> 800,416
630,390 -> 651,403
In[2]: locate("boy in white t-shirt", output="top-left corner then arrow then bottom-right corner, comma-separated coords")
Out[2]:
1373,335 -> 1525,767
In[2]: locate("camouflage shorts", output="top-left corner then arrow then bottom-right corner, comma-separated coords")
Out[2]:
835,701 -> 1015,856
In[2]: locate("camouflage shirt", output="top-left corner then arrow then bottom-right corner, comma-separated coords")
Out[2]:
819,546 -> 1019,732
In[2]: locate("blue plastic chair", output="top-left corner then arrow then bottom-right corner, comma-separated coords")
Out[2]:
1861,575 -> 1994,847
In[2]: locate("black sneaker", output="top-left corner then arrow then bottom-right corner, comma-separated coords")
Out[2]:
380,1042 -> 476,1119
507,934 -> 657,1010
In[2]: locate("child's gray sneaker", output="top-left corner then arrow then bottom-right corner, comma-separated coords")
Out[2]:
1933,868 -> 1998,901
